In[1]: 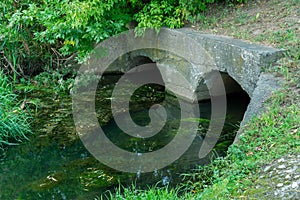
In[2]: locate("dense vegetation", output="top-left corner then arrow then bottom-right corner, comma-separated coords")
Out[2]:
0,0 -> 245,76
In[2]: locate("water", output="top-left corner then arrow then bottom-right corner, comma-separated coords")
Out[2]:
0,76 -> 249,199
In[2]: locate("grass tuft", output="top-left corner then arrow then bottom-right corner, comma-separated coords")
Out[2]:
0,71 -> 32,147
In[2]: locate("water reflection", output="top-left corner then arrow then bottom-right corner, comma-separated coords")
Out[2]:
0,76 -> 249,199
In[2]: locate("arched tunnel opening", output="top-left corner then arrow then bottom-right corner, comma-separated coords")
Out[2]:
194,71 -> 251,157
196,71 -> 251,131
219,72 -> 251,125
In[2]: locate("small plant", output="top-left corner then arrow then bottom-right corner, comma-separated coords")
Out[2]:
33,69 -> 75,94
101,183 -> 189,200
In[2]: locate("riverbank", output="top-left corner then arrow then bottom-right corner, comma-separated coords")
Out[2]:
108,0 -> 300,199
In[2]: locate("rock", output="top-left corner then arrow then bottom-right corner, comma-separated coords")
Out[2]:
285,174 -> 291,179
277,183 -> 284,187
291,182 -> 298,189
278,164 -> 286,169
264,165 -> 272,172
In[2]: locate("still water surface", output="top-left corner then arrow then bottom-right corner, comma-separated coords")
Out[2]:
0,76 -> 249,199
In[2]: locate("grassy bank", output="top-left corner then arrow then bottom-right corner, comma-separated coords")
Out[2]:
107,0 -> 300,199
0,71 -> 32,147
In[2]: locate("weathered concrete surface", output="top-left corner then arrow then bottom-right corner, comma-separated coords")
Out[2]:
104,28 -> 283,101
89,27 -> 284,142
180,29 -> 284,98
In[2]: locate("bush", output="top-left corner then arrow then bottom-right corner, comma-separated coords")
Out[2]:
0,71 -> 31,147
0,0 -> 246,75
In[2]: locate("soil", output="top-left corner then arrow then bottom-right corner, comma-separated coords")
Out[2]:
194,0 -> 299,48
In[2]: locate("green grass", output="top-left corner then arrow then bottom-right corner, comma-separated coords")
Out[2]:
186,90 -> 300,199
100,184 -> 195,200
0,71 -> 32,147
106,0 -> 300,199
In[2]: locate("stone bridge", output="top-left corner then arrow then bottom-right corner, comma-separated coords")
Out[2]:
88,28 -> 284,142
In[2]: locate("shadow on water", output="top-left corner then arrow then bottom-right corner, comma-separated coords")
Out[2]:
0,74 -> 250,199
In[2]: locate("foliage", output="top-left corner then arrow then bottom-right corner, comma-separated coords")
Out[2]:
33,69 -> 75,94
0,0 -> 130,75
101,184 -> 191,200
0,71 -> 32,147
0,0 -> 246,75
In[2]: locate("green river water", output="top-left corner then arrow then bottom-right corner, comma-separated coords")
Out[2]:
0,74 -> 249,199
